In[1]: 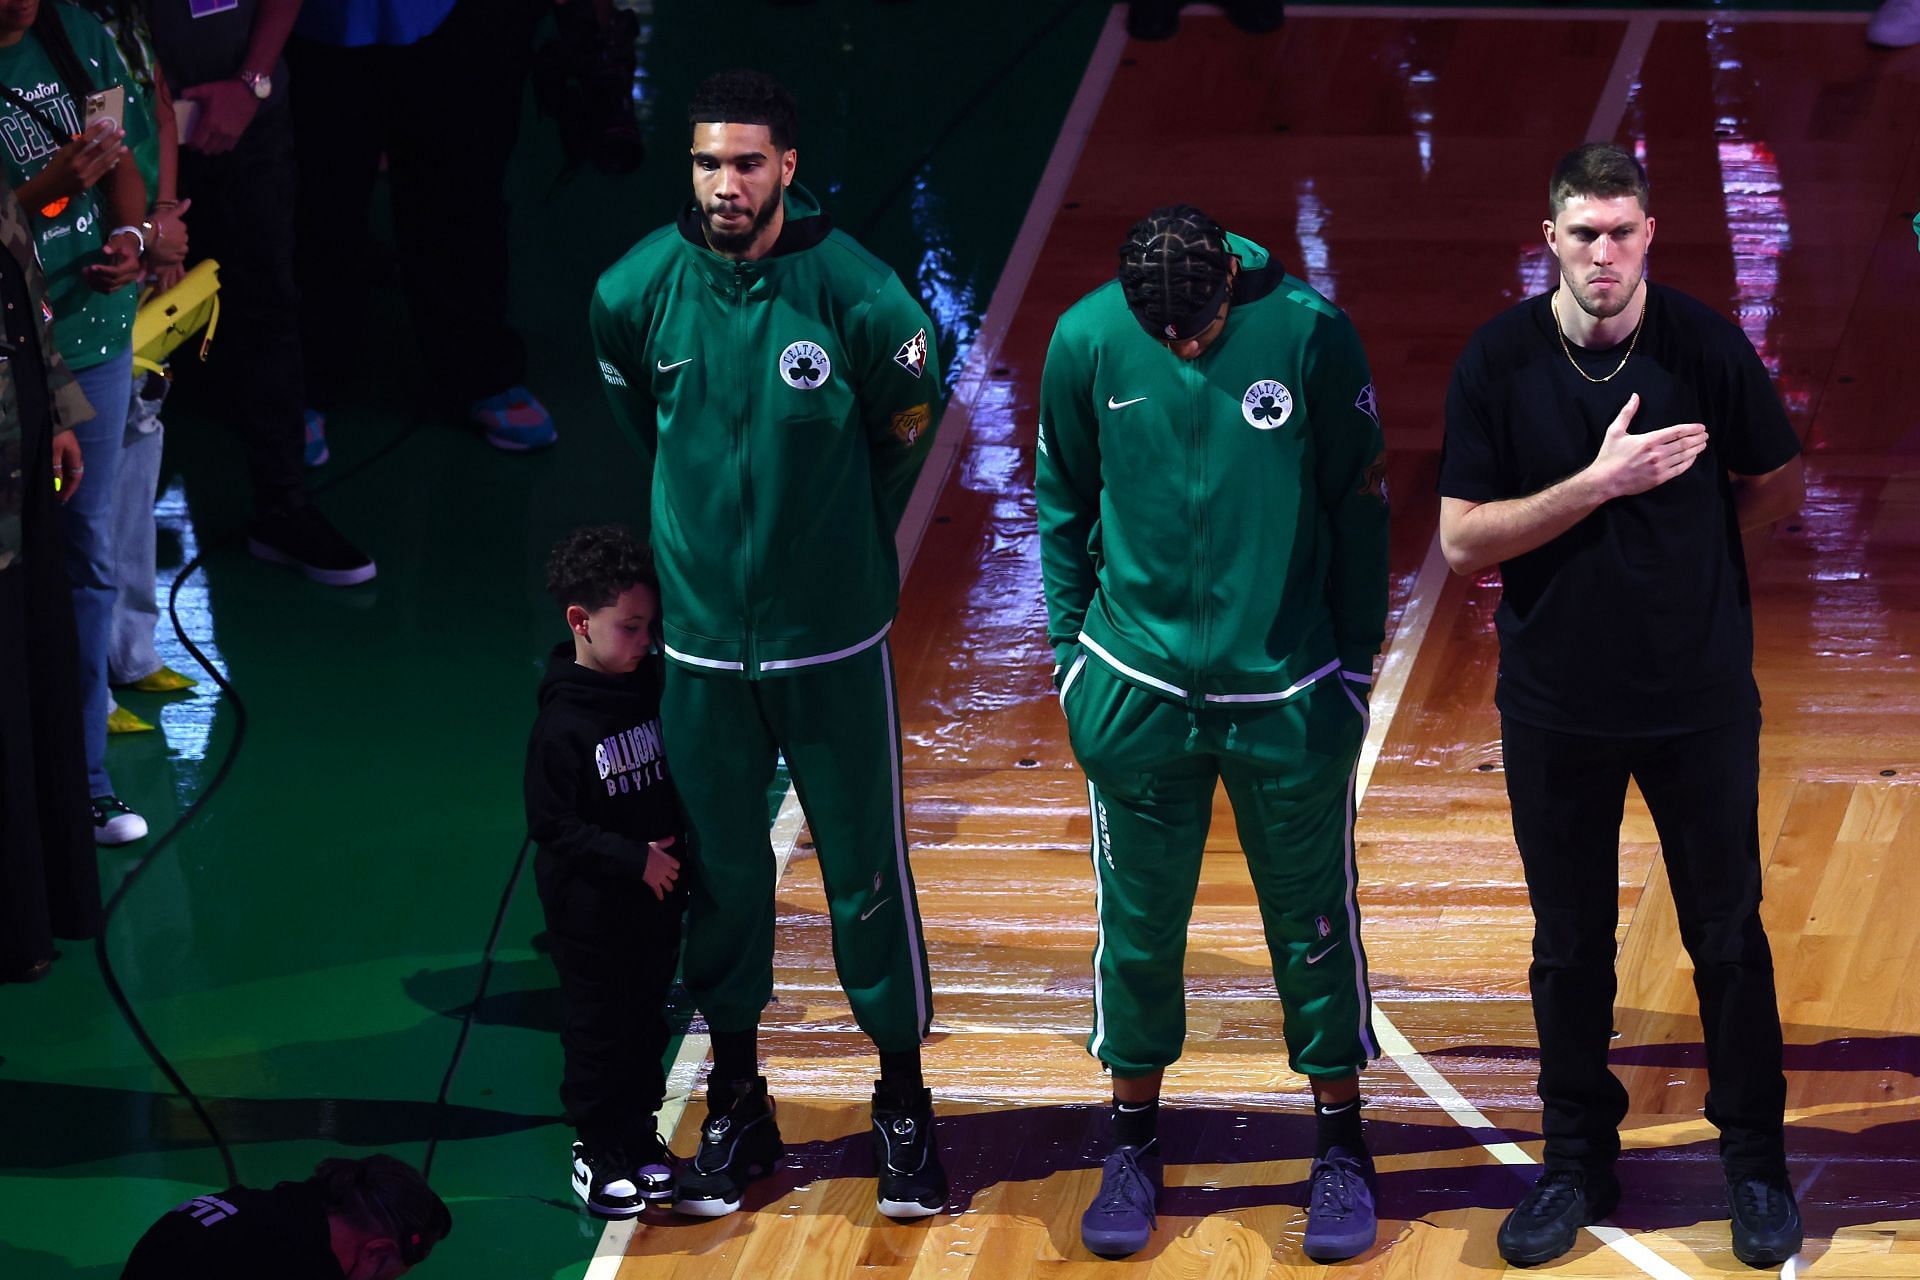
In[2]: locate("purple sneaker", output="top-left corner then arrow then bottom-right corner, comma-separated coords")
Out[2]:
1080,1141 -> 1161,1257
1303,1146 -> 1378,1262
469,385 -> 557,452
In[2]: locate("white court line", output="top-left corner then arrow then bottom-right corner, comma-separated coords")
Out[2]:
893,6 -> 1131,573
1589,14 -> 1661,142
585,10 -> 1132,1277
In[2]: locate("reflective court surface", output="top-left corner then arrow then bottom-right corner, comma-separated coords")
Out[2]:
5,2 -> 1918,1279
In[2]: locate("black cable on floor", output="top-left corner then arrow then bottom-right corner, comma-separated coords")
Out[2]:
91,417 -> 427,1187
92,545 -> 247,1188
421,833 -> 533,1181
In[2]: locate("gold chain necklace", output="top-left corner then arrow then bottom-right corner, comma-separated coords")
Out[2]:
1551,289 -> 1645,384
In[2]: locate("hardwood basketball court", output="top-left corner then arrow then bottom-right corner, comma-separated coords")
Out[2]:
606,5 -> 1920,1277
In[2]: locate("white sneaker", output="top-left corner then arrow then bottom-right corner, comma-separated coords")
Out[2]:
1869,0 -> 1920,47
91,795 -> 148,846
571,1142 -> 645,1219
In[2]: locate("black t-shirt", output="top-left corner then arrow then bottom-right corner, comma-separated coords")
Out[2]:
1439,283 -> 1800,736
120,1181 -> 342,1280
145,0 -> 288,108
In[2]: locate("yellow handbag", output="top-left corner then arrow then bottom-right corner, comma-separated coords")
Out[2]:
132,258 -> 220,378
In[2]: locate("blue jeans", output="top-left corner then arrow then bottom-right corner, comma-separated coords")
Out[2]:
109,377 -> 167,685
60,346 -> 136,798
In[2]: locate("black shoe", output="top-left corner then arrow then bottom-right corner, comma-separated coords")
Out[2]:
1225,0 -> 1285,32
1126,0 -> 1180,41
570,1141 -> 644,1219
1497,1167 -> 1620,1266
1727,1172 -> 1802,1267
871,1083 -> 947,1218
673,1076 -> 782,1217
247,504 -> 376,586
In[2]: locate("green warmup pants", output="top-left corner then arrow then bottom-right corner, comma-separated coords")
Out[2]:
661,639 -> 932,1052
1059,653 -> 1377,1078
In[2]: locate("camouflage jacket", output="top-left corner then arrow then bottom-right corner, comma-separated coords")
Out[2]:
0,186 -> 92,572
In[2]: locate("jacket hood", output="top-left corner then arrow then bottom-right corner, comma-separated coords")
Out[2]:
677,182 -> 832,259
1224,230 -> 1284,306
538,641 -> 653,709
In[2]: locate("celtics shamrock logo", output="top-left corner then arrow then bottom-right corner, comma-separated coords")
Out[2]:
779,340 -> 832,391
1241,379 -> 1294,430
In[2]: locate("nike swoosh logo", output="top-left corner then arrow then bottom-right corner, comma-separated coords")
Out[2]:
1305,940 -> 1343,965
656,358 -> 693,372
859,897 -> 892,922
1107,396 -> 1147,410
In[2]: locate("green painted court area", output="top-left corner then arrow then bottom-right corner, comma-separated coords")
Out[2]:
0,4 -> 1108,1276
0,2 -> 1878,1278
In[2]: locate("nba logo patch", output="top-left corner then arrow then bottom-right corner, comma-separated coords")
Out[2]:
892,328 -> 928,379
1354,382 -> 1380,426
1315,915 -> 1332,939
40,297 -> 52,325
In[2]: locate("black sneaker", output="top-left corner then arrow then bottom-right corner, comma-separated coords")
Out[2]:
871,1083 -> 947,1218
571,1141 -> 644,1219
247,504 -> 376,586
1727,1172 -> 1802,1268
673,1076 -> 782,1218
631,1130 -> 676,1203
1497,1166 -> 1620,1266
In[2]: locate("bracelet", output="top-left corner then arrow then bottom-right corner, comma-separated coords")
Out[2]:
108,223 -> 146,254
153,199 -> 177,210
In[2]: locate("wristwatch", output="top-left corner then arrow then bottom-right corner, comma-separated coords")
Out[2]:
238,69 -> 271,100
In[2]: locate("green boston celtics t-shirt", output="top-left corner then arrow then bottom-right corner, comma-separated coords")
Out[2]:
0,4 -> 139,371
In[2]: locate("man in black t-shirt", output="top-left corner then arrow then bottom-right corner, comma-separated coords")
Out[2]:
1439,143 -> 1806,1269
120,1154 -> 450,1279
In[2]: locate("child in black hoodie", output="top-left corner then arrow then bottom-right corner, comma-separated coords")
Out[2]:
526,526 -> 687,1218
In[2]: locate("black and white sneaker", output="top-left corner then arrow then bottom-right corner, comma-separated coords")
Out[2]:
632,1130 -> 676,1203
673,1076 -> 782,1217
247,503 -> 376,587
872,1083 -> 947,1218
91,795 -> 148,846
571,1142 -> 644,1219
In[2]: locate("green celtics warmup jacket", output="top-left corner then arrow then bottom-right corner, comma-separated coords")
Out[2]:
589,185 -> 940,677
1036,233 -> 1389,705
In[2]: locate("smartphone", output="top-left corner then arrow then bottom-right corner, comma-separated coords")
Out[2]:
172,98 -> 200,147
83,85 -> 125,135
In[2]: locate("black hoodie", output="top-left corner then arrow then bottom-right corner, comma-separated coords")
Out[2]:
523,642 -> 681,877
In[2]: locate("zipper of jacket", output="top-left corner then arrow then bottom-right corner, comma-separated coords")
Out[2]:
1187,360 -> 1209,703
733,261 -> 756,678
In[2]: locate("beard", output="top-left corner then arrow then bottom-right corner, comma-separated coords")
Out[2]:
1561,263 -> 1644,321
702,194 -> 780,254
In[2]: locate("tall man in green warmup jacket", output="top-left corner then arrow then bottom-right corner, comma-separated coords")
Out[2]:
588,71 -> 945,1220
1037,207 -> 1390,1262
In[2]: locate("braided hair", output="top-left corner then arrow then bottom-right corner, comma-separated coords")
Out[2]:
1116,205 -> 1232,339
309,1155 -> 452,1267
